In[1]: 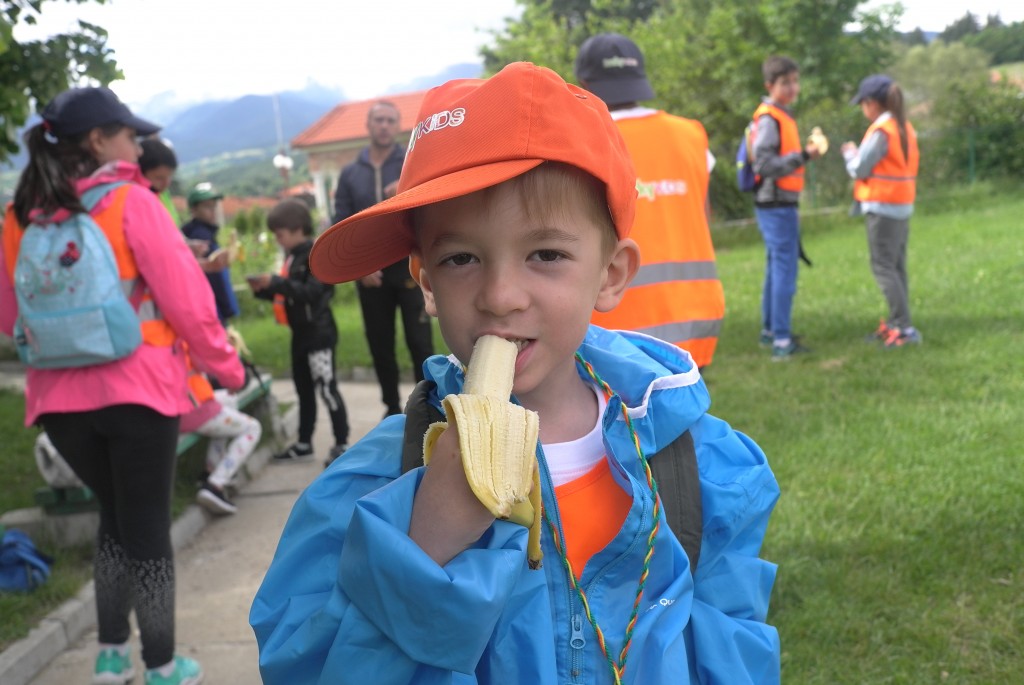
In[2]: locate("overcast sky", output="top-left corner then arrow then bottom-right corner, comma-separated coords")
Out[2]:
15,0 -> 1024,109
14,0 -> 522,107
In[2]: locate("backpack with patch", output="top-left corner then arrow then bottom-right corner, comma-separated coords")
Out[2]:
0,528 -> 54,593
401,380 -> 703,574
12,182 -> 143,369
735,122 -> 760,192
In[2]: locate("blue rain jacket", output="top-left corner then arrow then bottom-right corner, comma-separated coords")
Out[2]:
251,327 -> 781,684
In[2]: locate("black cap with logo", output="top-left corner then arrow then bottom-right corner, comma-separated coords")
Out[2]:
574,33 -> 655,107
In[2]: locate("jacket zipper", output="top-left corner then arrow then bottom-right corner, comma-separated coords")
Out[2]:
537,445 -> 585,683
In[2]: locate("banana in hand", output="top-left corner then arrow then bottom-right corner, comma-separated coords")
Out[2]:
808,126 -> 829,155
422,335 -> 543,569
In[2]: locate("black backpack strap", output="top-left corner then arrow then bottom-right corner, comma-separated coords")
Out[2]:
401,380 -> 444,474
650,430 -> 703,574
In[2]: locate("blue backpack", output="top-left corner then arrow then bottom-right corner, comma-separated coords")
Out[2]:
0,528 -> 54,592
12,182 -> 143,369
735,122 -> 760,192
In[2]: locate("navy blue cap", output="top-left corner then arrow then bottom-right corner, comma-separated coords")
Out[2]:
574,33 -> 655,106
850,74 -> 893,105
41,87 -> 161,138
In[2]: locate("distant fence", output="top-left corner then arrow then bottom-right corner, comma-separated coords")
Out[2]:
709,121 -> 1024,222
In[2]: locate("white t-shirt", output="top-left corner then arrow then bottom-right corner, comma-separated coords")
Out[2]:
543,384 -> 608,487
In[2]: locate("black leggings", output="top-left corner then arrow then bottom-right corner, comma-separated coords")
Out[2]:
292,344 -> 350,446
357,280 -> 434,413
42,405 -> 180,669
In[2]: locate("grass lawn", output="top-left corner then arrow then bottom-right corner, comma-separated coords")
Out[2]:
1,182 -> 1020,677
706,181 -> 1023,682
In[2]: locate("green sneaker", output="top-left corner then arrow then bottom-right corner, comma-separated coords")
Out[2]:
94,646 -> 135,684
771,339 -> 812,361
144,655 -> 203,685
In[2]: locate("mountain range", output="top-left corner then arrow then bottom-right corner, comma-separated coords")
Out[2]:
3,62 -> 483,171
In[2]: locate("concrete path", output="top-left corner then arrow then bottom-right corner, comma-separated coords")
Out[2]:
20,374 -> 412,685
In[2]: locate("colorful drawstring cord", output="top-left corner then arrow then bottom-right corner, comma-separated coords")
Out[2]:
542,353 -> 662,685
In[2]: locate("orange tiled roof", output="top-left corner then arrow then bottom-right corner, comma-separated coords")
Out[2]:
292,90 -> 429,149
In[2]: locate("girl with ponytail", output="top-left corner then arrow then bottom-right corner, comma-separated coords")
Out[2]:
842,74 -> 922,348
2,87 -> 245,685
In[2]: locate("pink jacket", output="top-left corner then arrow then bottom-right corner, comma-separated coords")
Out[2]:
0,162 -> 244,426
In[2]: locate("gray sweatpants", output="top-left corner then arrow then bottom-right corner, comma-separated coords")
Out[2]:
865,212 -> 912,330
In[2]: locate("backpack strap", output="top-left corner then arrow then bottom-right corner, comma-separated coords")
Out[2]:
650,430 -> 702,574
79,181 -> 129,213
401,380 -> 444,475
400,380 -> 704,575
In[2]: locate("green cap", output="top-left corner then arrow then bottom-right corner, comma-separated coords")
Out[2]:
187,182 -> 223,206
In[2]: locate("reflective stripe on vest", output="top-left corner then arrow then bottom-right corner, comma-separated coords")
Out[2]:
272,256 -> 291,325
3,187 -> 176,348
630,261 -> 719,287
752,103 -> 805,192
590,111 -> 724,368
854,117 -> 919,205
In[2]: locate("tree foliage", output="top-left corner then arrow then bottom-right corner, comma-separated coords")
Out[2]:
962,21 -> 1024,66
481,0 -> 901,217
891,41 -> 991,128
900,27 -> 928,47
0,0 -> 121,163
937,12 -> 980,43
891,40 -> 1024,184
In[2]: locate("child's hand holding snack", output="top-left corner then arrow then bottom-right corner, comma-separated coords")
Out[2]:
246,273 -> 272,292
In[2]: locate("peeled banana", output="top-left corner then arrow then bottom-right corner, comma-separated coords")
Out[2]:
207,228 -> 242,263
422,335 -> 543,568
808,126 -> 829,155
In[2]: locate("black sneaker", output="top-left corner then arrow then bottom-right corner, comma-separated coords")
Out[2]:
324,444 -> 347,468
197,482 -> 237,515
273,442 -> 314,462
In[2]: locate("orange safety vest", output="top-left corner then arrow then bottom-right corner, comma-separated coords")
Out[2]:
752,103 -> 805,192
272,256 -> 291,325
590,111 -> 725,368
854,117 -> 918,205
3,186 -> 177,348
182,343 -> 215,407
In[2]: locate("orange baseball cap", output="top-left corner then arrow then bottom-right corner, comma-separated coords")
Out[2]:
310,61 -> 637,284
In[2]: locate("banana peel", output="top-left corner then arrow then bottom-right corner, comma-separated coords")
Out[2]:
808,126 -> 829,155
422,336 -> 543,569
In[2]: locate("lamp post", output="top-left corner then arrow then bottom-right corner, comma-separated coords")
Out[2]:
272,93 -> 294,193
273,150 -> 294,190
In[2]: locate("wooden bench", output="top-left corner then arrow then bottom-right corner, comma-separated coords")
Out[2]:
34,371 -> 275,515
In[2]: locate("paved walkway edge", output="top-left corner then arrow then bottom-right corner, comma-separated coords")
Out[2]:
0,404 -> 298,685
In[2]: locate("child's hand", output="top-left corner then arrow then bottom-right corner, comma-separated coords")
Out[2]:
246,273 -> 272,291
206,249 -> 230,271
408,424 -> 495,566
804,143 -> 822,161
841,141 -> 858,157
383,180 -> 399,199
186,238 -> 210,259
